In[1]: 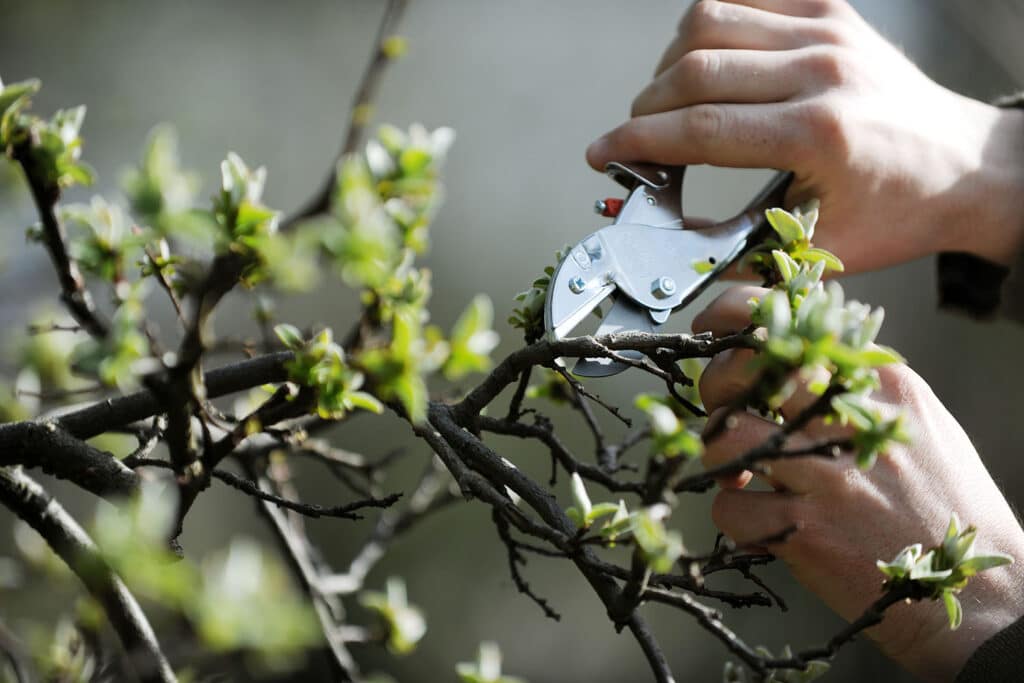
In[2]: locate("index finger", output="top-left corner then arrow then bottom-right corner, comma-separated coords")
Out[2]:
585,103 -> 806,172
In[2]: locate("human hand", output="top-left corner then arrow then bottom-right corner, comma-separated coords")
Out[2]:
693,284 -> 1024,681
586,0 -> 1024,272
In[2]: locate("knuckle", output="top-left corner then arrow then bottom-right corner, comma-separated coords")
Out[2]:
809,19 -> 854,47
803,47 -> 852,87
683,103 -> 727,144
799,99 -> 847,152
802,0 -> 841,18
877,363 -> 933,409
678,49 -> 721,88
681,1 -> 720,43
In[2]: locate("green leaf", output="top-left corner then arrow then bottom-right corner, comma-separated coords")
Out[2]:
586,502 -> 621,525
398,147 -> 431,176
943,590 -> 963,630
957,553 -> 1014,577
393,372 -> 428,424
830,395 -> 876,431
0,78 -> 40,122
771,249 -> 798,283
570,472 -> 592,518
764,207 -> 805,244
359,578 -> 427,655
347,391 -> 385,414
877,543 -> 921,578
797,247 -> 844,273
444,294 -> 499,380
909,550 -> 953,582
456,642 -> 527,683
274,324 -> 305,351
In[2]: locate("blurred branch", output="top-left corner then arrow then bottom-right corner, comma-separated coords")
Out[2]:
124,456 -> 400,520
246,467 -> 362,681
318,459 -> 459,596
0,468 -> 175,683
0,617 -> 29,683
284,0 -> 411,229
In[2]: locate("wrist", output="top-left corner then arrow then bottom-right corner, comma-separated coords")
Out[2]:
943,98 -> 1024,267
876,528 -> 1024,682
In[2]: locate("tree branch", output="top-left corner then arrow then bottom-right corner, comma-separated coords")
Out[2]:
0,421 -> 138,499
0,468 -> 174,683
284,0 -> 411,228
12,143 -> 108,338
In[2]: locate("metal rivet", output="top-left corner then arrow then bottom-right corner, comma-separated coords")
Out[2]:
569,276 -> 587,294
645,196 -> 656,205
651,276 -> 676,298
594,199 -> 607,215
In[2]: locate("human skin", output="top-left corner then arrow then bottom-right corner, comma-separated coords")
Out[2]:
582,1 -> 1024,676
585,0 -> 1024,272
692,285 -> 1024,681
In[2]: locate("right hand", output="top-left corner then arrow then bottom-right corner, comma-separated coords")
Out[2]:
586,0 -> 1024,273
693,286 -> 1024,681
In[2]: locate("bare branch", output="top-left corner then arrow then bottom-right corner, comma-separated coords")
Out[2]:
0,421 -> 138,498
211,468 -> 400,520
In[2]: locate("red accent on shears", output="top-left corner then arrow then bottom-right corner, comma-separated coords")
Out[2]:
600,198 -> 624,218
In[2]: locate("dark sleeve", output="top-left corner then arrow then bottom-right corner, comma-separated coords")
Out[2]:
955,614 -> 1024,682
937,91 -> 1024,324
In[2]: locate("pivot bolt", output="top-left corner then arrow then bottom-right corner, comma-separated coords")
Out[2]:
651,276 -> 676,298
569,276 -> 587,294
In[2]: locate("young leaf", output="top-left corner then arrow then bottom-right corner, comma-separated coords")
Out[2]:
942,590 -> 963,630
765,207 -> 805,244
274,324 -> 305,351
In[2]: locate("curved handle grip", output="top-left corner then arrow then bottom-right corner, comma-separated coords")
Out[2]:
603,163 -> 792,237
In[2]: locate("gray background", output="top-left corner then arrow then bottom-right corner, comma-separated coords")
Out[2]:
1,1 -> 1023,681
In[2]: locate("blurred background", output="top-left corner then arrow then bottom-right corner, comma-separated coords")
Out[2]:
1,0 -> 1023,681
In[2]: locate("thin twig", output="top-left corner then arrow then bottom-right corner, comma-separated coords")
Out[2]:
12,144 -> 109,338
212,468 -> 400,519
283,0 -> 411,228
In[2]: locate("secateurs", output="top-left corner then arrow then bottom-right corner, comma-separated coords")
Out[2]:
544,163 -> 792,377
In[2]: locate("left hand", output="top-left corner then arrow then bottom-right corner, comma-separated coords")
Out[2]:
693,285 -> 1024,681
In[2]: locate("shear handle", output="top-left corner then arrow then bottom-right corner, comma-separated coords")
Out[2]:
707,170 -> 794,241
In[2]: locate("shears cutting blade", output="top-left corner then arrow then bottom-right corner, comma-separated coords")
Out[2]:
544,163 -> 792,377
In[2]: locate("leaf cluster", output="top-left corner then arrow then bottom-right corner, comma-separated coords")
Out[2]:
877,513 -> 1014,629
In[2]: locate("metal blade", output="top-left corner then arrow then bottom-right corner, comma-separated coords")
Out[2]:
544,231 -> 618,340
573,296 -> 654,377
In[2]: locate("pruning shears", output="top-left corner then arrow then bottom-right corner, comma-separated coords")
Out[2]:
544,163 -> 792,377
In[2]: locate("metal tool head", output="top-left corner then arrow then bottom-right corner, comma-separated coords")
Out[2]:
544,163 -> 792,377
